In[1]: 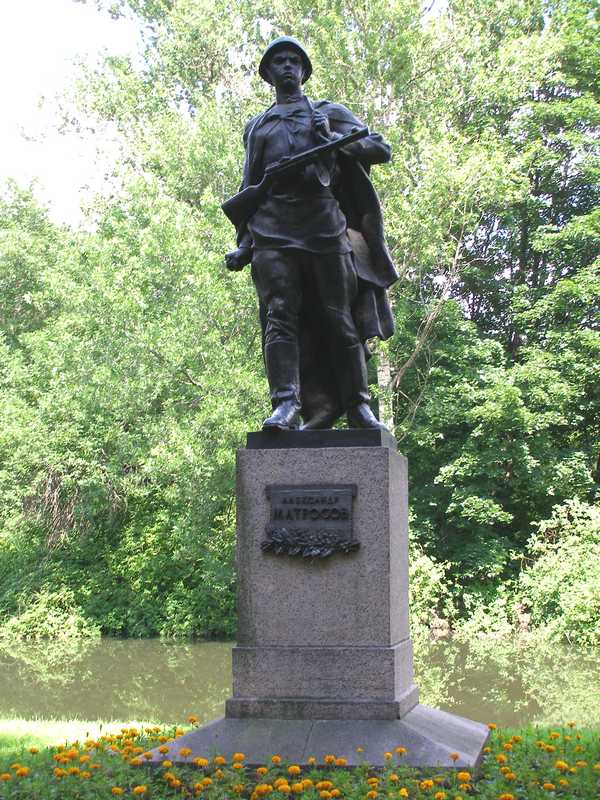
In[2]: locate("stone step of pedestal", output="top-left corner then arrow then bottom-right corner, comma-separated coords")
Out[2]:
226,683 -> 419,720
146,705 -> 490,769
231,641 -> 415,702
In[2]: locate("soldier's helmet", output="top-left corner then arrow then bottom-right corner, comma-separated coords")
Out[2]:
258,36 -> 313,84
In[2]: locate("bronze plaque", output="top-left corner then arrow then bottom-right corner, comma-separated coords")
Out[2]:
262,484 -> 358,559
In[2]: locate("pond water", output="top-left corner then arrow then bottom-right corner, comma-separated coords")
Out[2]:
0,636 -> 598,728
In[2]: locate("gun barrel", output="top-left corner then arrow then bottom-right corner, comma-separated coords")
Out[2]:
221,126 -> 370,228
266,126 -> 369,177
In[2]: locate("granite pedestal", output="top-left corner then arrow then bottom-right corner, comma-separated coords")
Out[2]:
149,430 -> 488,767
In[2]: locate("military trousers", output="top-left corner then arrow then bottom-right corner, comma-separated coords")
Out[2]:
251,248 -> 369,411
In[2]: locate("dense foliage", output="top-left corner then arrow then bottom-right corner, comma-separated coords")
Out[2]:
0,0 -> 598,641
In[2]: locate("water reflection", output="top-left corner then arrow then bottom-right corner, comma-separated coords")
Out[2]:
0,639 -> 231,724
413,636 -> 600,728
0,636 -> 597,727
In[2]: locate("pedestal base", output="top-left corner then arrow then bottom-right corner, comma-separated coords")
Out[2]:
147,433 -> 489,770
148,704 -> 489,768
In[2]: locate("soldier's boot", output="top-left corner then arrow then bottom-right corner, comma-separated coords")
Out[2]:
340,343 -> 390,432
262,341 -> 301,431
347,402 -> 389,431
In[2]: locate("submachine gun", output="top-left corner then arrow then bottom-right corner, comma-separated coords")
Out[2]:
221,126 -> 369,229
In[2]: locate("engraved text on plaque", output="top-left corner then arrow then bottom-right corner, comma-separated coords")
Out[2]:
262,484 -> 358,559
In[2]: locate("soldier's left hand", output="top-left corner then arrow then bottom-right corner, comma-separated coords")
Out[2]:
312,110 -> 332,139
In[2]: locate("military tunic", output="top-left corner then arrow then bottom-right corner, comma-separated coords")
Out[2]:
246,98 -> 351,254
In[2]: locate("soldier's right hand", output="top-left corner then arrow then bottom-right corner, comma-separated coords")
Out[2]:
224,247 -> 252,271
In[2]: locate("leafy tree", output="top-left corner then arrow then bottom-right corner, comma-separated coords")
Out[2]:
0,0 -> 597,643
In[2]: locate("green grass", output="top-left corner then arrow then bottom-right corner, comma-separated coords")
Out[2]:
0,719 -> 598,799
0,718 -> 150,763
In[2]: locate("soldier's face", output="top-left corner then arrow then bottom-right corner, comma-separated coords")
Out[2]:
267,48 -> 304,91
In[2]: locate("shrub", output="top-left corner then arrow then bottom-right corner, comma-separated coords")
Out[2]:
408,535 -> 456,639
517,499 -> 600,647
0,588 -> 100,642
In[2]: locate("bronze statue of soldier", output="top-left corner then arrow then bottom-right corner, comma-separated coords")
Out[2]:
224,37 -> 398,432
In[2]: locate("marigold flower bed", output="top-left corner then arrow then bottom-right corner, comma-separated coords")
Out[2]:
0,719 -> 598,799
